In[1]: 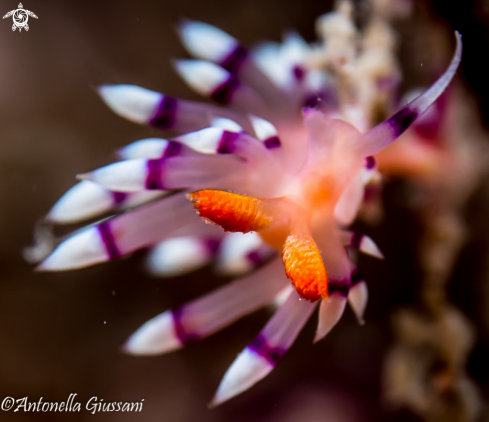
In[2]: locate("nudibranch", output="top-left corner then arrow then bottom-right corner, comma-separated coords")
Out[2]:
33,13 -> 462,405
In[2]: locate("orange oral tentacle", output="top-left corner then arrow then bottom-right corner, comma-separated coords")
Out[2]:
282,234 -> 329,302
187,190 -> 273,233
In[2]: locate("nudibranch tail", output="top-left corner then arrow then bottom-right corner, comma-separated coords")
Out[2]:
188,190 -> 273,233
360,31 -> 462,156
282,233 -> 328,302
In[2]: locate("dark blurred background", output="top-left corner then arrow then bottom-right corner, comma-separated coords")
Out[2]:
1,0 -> 489,421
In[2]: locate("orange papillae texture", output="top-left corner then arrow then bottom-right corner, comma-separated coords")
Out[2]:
188,190 -> 272,233
282,234 -> 328,302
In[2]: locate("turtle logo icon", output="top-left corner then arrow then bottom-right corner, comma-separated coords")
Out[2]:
3,3 -> 37,32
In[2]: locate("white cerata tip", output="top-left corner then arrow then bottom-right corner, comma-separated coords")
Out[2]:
348,281 -> 368,325
249,115 -> 278,141
216,232 -> 263,275
253,42 -> 290,89
314,295 -> 347,343
174,127 -> 224,154
36,227 -> 107,271
118,138 -> 169,160
80,159 -> 148,192
178,20 -> 238,62
98,85 -> 161,124
124,311 -> 182,355
211,117 -> 243,132
210,348 -> 272,407
359,236 -> 384,259
146,236 -> 212,277
47,180 -> 113,224
173,60 -> 229,96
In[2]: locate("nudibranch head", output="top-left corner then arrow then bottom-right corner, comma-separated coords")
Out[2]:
32,1 -> 462,406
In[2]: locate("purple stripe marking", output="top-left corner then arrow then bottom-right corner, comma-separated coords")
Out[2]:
292,65 -> 305,82
145,158 -> 165,190
210,76 -> 240,105
150,96 -> 177,129
217,131 -> 240,154
248,334 -> 286,366
263,136 -> 281,149
386,106 -> 418,137
97,221 -> 121,260
303,93 -> 323,109
328,278 -> 349,297
247,248 -> 276,266
246,250 -> 262,266
350,268 -> 364,286
220,44 -> 248,74
203,237 -> 220,255
171,307 -> 199,345
351,233 -> 363,249
112,191 -> 128,205
163,141 -> 183,158
365,156 -> 376,169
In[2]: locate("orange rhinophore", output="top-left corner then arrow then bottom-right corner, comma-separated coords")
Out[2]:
282,234 -> 328,302
187,190 -> 273,233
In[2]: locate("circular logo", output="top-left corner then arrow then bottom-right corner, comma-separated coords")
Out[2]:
13,9 -> 27,27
